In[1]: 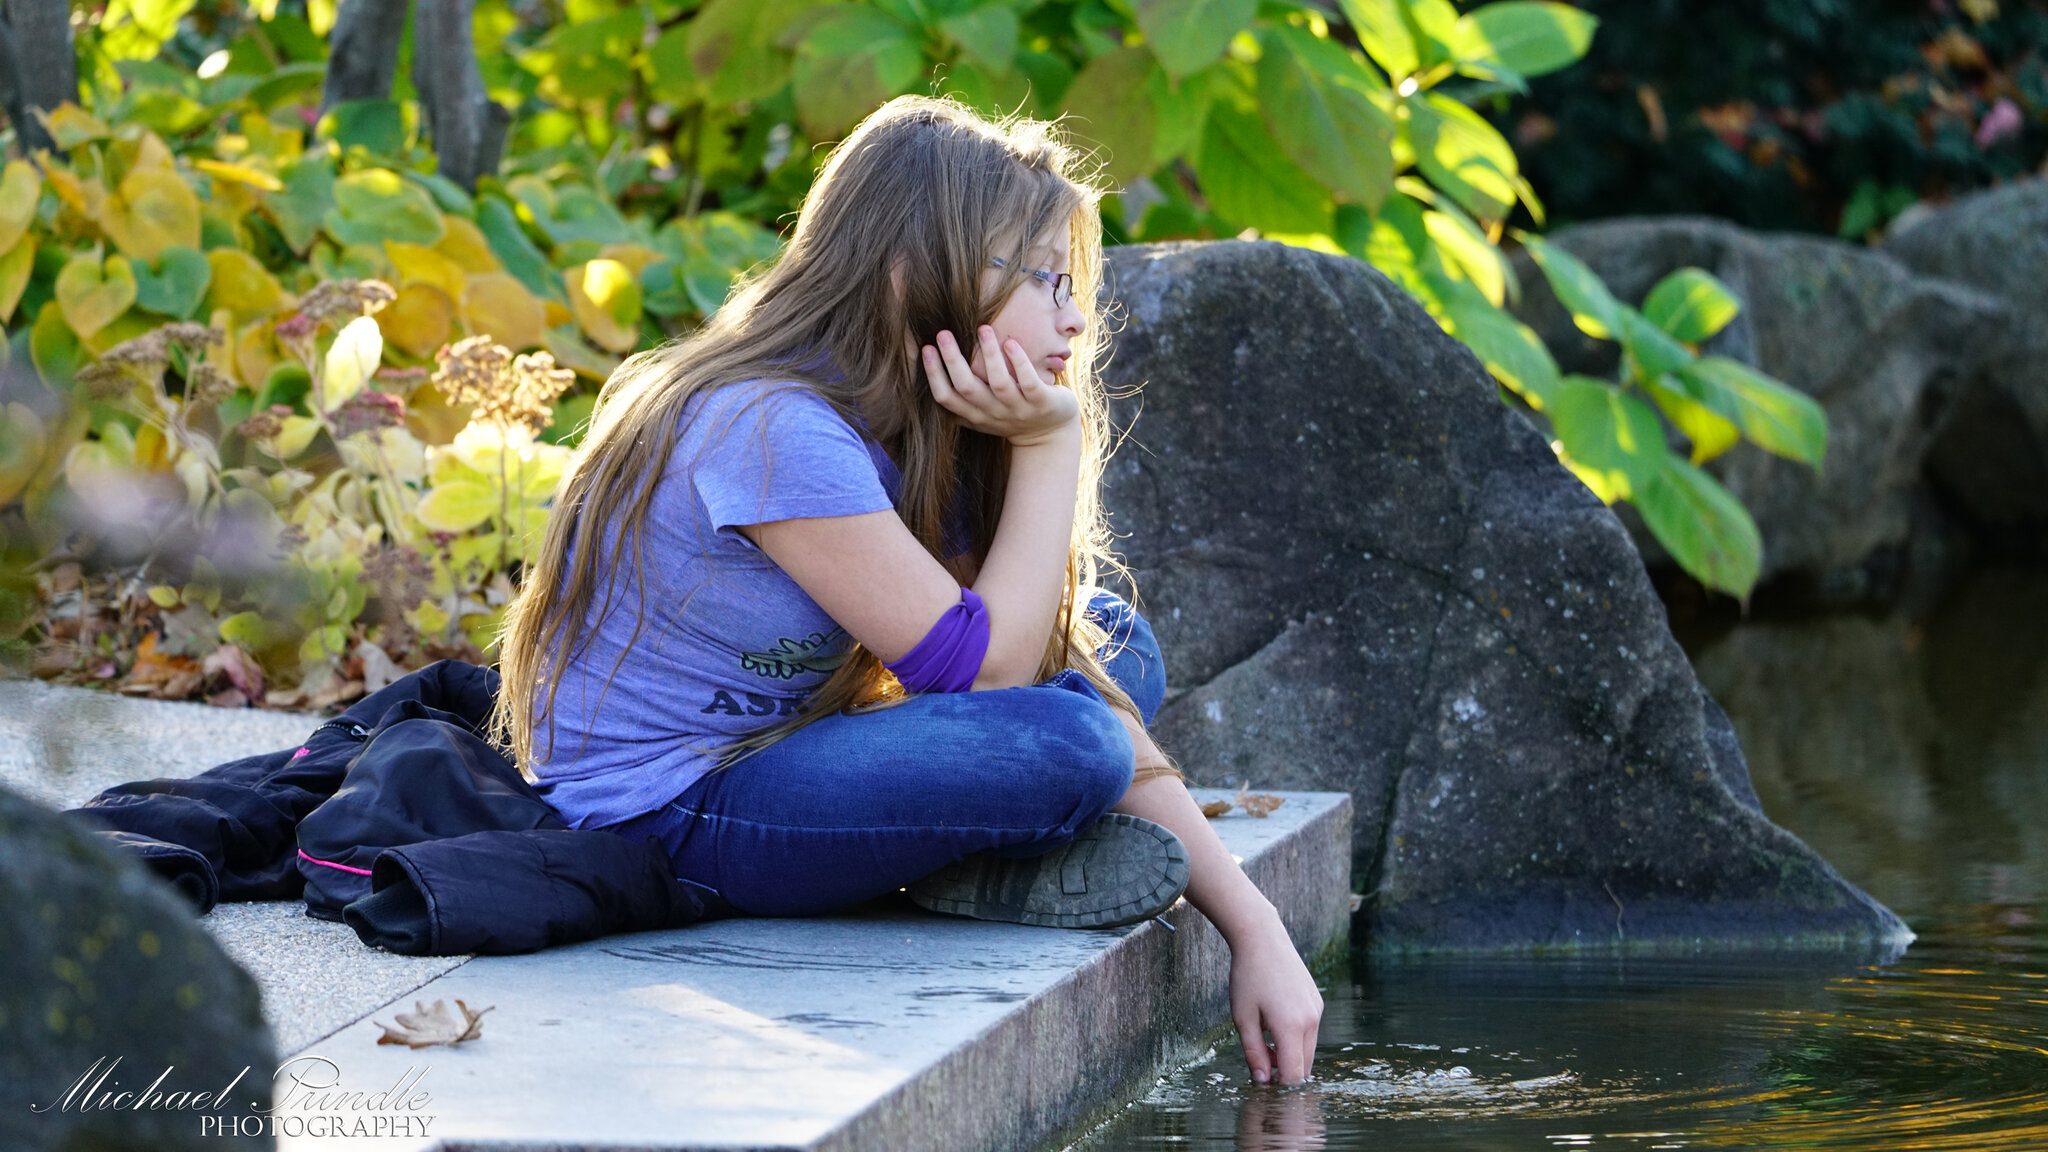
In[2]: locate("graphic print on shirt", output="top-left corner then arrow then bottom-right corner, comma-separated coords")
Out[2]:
698,626 -> 850,719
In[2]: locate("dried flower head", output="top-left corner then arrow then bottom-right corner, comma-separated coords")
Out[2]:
295,279 -> 398,328
186,363 -> 235,406
97,329 -> 171,370
429,337 -> 574,434
330,388 -> 407,440
159,323 -> 223,356
236,403 -> 295,444
74,360 -> 138,401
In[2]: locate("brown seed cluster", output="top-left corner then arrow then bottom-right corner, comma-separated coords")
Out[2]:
429,336 -> 577,434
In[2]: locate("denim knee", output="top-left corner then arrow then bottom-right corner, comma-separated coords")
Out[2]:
1082,591 -> 1167,727
1037,667 -> 1138,818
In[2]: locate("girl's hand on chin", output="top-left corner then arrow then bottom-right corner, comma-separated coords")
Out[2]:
922,325 -> 1079,447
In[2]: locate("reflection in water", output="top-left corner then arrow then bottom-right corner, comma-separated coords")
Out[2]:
1064,565 -> 2048,1151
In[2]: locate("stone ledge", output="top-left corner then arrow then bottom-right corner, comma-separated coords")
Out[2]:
260,789 -> 1349,1152
1,680 -> 1353,1151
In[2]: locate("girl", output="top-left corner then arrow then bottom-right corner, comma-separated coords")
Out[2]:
489,94 -> 1322,1086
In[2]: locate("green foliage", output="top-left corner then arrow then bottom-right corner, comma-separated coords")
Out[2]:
1,0 -> 1828,706
1514,231 -> 1826,599
1482,0 -> 2048,237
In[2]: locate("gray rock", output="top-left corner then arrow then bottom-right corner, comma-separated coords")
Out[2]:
1884,177 -> 2048,540
1098,239 -> 1910,953
1505,216 -> 2007,598
0,783 -> 276,1150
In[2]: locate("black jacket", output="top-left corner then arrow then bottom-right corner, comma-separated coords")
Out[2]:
63,660 -> 714,955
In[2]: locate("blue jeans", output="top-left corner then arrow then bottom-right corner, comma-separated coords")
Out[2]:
601,591 -> 1167,918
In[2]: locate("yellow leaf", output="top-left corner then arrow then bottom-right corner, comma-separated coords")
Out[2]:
191,158 -> 284,192
0,160 -> 41,254
38,104 -> 111,149
102,167 -> 203,263
461,272 -> 547,350
322,315 -> 383,409
566,259 -> 640,354
204,249 -> 287,322
235,318 -> 280,391
434,214 -> 501,273
385,240 -> 468,301
56,252 -> 138,340
270,415 -> 321,459
0,401 -> 47,504
416,479 -> 499,532
42,165 -> 105,220
382,282 -> 454,359
596,243 -> 664,276
407,598 -> 450,636
0,234 -> 35,323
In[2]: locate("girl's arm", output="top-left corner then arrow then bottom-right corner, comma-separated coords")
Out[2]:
1107,705 -> 1326,1086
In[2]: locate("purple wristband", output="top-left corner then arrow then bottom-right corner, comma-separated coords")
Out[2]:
884,587 -> 991,693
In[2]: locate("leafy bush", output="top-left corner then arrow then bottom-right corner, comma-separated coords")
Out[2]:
1,0 -> 1825,710
1479,0 -> 2048,237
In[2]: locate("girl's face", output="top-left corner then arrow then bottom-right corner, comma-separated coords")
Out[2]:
975,234 -> 1085,381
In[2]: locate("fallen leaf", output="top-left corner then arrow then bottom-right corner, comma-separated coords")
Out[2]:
1199,798 -> 1233,818
1234,781 -> 1285,818
203,642 -> 267,700
374,998 -> 493,1048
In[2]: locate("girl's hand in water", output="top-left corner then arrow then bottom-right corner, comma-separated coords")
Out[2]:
1229,916 -> 1325,1086
922,325 -> 1079,447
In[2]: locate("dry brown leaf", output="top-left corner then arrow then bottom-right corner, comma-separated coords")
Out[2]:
374,998 -> 493,1049
1199,798 -> 1233,818
1234,781 -> 1285,818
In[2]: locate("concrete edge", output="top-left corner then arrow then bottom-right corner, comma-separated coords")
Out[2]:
812,790 -> 1354,1152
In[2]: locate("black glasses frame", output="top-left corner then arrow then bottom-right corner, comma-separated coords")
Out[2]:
989,256 -> 1072,308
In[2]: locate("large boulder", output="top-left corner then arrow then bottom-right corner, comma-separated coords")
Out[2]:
1504,216 -> 2007,601
1885,178 -> 2048,545
1097,239 -> 1910,953
0,783 -> 275,1150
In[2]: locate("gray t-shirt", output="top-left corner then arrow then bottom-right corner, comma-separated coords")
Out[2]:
531,378 -> 958,829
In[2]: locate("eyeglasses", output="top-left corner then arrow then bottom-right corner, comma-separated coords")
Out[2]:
989,256 -> 1072,308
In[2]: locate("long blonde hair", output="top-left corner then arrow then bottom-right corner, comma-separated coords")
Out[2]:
488,93 -> 1176,782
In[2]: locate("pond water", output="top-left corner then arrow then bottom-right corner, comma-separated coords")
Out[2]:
1067,563 -> 2048,1150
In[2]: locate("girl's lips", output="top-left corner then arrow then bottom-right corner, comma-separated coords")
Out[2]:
1046,354 -> 1068,372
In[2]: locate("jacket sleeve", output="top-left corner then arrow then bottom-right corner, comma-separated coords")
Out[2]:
341,828 -> 716,955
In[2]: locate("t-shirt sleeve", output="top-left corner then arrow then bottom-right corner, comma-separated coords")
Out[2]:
688,384 -> 896,534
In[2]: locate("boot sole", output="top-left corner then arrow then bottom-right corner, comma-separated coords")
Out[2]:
906,812 -> 1191,929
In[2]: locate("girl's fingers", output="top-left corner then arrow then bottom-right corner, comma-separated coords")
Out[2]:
978,327 -> 1016,398
1237,1013 -> 1272,1083
936,331 -> 991,409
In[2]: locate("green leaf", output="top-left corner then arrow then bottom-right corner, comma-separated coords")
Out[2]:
1338,0 -> 1419,79
132,246 -> 212,319
1132,0 -> 1257,78
1516,232 -> 1622,340
265,153 -> 337,255
1642,266 -> 1740,343
56,253 -> 139,340
1447,2 -> 1598,78
939,4 -> 1020,75
677,0 -> 809,105
1431,272 -> 1560,409
790,9 -> 925,140
524,10 -> 647,102
416,480 -> 500,533
219,610 -> 276,651
1634,455 -> 1762,600
1644,372 -> 1740,464
1256,26 -> 1396,209
324,169 -> 446,248
317,99 -> 407,157
1195,99 -> 1333,234
476,197 -> 562,303
1617,306 -> 1692,379
31,305 -> 87,391
1063,48 -> 1161,187
1546,374 -> 1669,500
1406,91 -> 1523,221
1676,356 -> 1828,468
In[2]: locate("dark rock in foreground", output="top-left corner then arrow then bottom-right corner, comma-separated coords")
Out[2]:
1097,240 -> 1911,954
0,783 -> 276,1150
